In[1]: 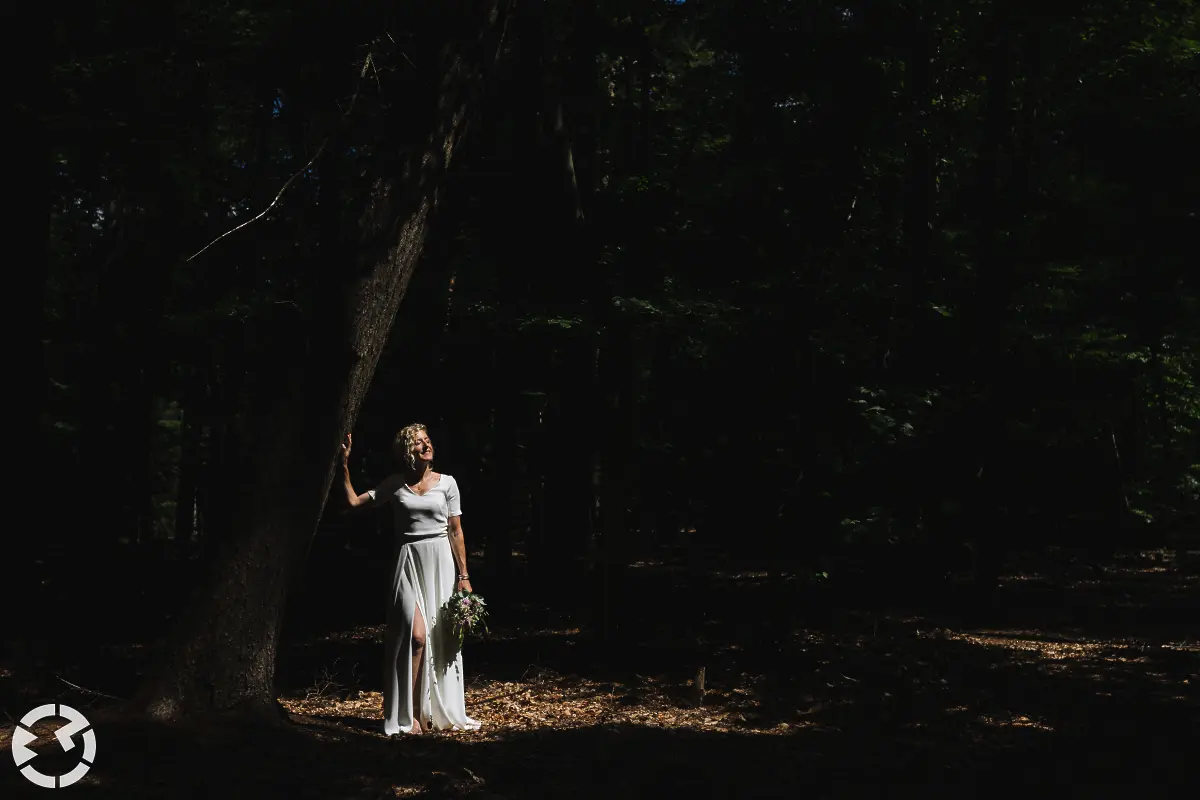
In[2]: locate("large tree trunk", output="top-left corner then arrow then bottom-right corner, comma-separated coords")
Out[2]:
174,396 -> 201,553
75,203 -> 132,563
538,335 -> 596,593
594,322 -> 639,644
898,2 -> 934,378
135,0 -> 512,721
21,38 -> 50,634
485,339 -> 518,588
967,6 -> 1017,617
565,0 -> 599,218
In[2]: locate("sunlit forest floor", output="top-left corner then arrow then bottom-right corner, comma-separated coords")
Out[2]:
3,543 -> 1197,798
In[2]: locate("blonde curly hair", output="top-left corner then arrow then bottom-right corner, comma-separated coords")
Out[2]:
393,423 -> 429,471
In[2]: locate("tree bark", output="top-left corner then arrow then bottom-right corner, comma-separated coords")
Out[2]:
75,202 -> 132,561
565,0 -> 599,218
174,397 -> 201,552
594,323 -> 637,644
134,0 -> 512,721
967,6 -> 1017,616
898,3 -> 934,377
485,339 -> 517,587
538,335 -> 595,591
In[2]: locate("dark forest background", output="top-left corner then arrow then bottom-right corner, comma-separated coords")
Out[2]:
10,0 -> 1199,795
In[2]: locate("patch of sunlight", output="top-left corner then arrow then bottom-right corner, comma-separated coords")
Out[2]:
1107,565 -> 1172,577
284,673 -> 793,739
315,625 -> 386,644
945,631 -> 1157,664
711,570 -> 771,582
976,713 -> 1055,732
998,572 -> 1051,583
947,631 -> 1108,659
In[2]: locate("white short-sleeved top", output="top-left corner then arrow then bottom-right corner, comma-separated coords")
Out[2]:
367,473 -> 462,539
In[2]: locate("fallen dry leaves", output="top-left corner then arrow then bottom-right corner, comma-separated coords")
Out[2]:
274,613 -> 1198,748
279,668 -> 791,740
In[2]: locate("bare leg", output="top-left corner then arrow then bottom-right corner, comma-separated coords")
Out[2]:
410,603 -> 427,734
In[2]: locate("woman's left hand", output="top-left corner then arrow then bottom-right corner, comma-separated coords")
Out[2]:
456,578 -> 473,594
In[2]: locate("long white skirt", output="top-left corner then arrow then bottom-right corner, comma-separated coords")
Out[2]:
382,534 -> 481,735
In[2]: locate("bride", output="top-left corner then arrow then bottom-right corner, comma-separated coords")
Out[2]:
340,424 -> 481,735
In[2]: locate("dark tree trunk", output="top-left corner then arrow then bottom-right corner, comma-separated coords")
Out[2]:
134,0 -> 513,721
888,3 -> 938,554
75,203 -> 131,563
21,43 -> 50,628
899,3 -> 934,377
645,332 -> 677,550
198,359 -> 244,563
635,32 -> 652,176
174,398 -> 201,552
485,341 -> 517,588
538,336 -> 596,592
967,6 -> 1017,617
510,0 -> 598,592
126,363 -> 158,547
526,388 -> 549,585
594,324 -> 637,644
473,0 -> 547,592
565,0 -> 599,218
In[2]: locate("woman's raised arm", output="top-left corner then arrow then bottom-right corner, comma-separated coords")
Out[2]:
341,433 -> 375,508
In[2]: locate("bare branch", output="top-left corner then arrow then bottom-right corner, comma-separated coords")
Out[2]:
185,140 -> 328,263
185,52 -> 376,263
56,675 -> 125,701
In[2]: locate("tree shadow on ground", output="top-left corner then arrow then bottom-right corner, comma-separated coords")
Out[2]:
0,661 -> 1193,800
2,546 -> 1196,798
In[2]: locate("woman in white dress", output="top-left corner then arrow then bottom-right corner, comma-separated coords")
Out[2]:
340,424 -> 482,735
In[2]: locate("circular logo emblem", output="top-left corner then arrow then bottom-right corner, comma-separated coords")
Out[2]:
11,704 -> 97,789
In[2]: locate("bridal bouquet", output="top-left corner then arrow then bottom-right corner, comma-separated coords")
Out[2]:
443,590 -> 490,650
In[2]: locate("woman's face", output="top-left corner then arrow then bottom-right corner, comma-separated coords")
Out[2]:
411,430 -> 434,465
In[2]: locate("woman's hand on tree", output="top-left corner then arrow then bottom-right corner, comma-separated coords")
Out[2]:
341,433 -> 352,466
